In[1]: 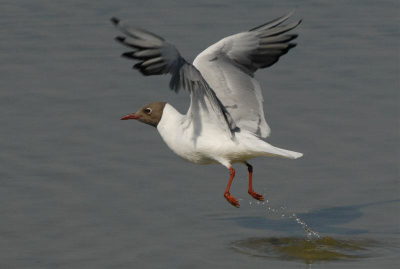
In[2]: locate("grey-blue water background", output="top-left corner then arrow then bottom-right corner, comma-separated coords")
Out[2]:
1,1 -> 399,268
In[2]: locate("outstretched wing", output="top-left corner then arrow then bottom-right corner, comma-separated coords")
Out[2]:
111,18 -> 236,139
193,11 -> 301,138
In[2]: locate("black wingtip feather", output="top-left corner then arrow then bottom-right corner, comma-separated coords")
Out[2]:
121,52 -> 136,59
138,68 -> 153,76
298,19 -> 303,25
110,17 -> 120,25
115,36 -> 126,43
133,63 -> 144,71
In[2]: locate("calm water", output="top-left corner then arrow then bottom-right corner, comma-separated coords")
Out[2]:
1,0 -> 399,268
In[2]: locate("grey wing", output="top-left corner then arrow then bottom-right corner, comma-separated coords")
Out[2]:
193,11 -> 301,138
111,18 -> 236,139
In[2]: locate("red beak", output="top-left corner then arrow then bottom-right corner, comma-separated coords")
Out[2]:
121,113 -> 141,120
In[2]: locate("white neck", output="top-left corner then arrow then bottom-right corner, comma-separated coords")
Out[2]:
157,103 -> 185,133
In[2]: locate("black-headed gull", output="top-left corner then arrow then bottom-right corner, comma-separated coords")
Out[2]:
112,11 -> 303,208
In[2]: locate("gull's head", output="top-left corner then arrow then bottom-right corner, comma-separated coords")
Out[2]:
121,102 -> 167,127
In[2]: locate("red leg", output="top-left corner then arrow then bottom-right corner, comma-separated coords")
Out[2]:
245,162 -> 264,201
224,167 -> 240,208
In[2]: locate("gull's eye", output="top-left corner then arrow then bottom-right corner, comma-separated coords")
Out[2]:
144,108 -> 152,114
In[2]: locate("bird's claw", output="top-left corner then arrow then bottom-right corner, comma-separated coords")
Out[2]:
224,191 -> 240,208
248,189 -> 264,201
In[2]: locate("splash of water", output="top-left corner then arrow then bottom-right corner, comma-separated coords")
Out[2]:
290,213 -> 320,239
246,188 -> 320,239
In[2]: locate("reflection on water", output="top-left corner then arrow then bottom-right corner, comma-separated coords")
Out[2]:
229,200 -> 400,266
232,236 -> 379,265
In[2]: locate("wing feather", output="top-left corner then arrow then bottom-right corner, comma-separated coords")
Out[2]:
193,11 -> 301,138
111,18 -> 236,139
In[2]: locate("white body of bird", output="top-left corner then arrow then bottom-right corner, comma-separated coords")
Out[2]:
157,104 -> 302,168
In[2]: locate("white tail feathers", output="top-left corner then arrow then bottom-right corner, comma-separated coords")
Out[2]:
235,131 -> 303,160
261,144 -> 303,159
285,150 -> 303,159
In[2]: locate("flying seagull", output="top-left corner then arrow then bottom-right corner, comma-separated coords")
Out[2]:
112,11 -> 303,208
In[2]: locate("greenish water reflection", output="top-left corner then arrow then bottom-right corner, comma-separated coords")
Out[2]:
232,237 -> 377,264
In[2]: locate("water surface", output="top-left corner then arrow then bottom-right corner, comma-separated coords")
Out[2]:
0,1 -> 399,268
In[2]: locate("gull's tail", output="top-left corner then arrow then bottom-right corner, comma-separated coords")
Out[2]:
263,145 -> 303,159
250,138 -> 303,159
239,131 -> 303,159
